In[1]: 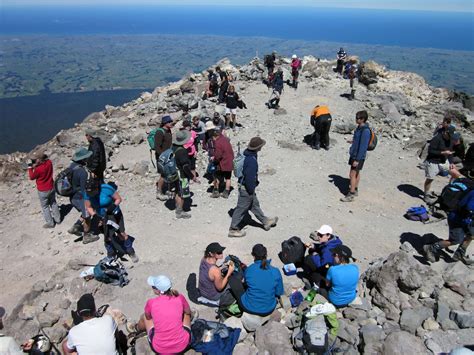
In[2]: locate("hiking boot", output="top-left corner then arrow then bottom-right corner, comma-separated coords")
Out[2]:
128,251 -> 139,263
220,190 -> 230,199
263,216 -> 278,231
68,223 -> 83,236
423,194 -> 436,204
340,193 -> 355,202
176,208 -> 191,219
312,145 -> 320,150
323,145 -> 330,151
452,247 -> 474,265
228,229 -> 246,238
211,189 -> 220,198
156,191 -> 168,201
82,233 -> 100,244
353,188 -> 359,197
43,223 -> 55,229
423,244 -> 439,263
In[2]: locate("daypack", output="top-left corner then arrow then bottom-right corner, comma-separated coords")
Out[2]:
147,127 -> 164,150
438,178 -> 474,212
303,315 -> 329,354
157,147 -> 183,182
54,165 -> 80,197
93,257 -> 129,287
264,54 -> 274,67
367,127 -> 378,151
233,142 -> 245,179
278,236 -> 306,265
404,205 -> 429,222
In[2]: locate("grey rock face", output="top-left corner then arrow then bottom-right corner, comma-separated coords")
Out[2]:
382,331 -> 428,355
400,307 -> 433,334
255,321 -> 294,355
450,309 -> 474,328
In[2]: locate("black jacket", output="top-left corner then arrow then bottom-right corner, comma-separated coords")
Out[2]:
87,137 -> 106,175
427,133 -> 453,164
173,145 -> 194,180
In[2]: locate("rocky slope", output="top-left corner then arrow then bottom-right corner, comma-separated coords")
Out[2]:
1,55 -> 473,353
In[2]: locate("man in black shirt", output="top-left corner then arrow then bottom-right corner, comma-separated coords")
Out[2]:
85,129 -> 106,181
216,66 -> 229,104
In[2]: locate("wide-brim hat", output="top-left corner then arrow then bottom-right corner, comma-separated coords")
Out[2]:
248,137 -> 266,151
205,121 -> 216,131
72,147 -> 93,162
173,130 -> 191,146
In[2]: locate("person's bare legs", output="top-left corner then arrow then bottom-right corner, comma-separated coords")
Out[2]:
349,169 -> 359,194
232,114 -> 237,129
225,178 -> 231,192
225,114 -> 231,128
157,177 -> 164,194
424,178 -> 433,196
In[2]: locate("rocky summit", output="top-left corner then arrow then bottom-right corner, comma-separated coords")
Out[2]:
1,54 -> 473,354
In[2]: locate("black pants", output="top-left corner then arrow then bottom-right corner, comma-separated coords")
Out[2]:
336,59 -> 344,74
228,274 -> 273,317
303,255 -> 328,288
312,115 -> 332,148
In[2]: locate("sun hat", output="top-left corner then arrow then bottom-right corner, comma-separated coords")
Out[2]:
77,293 -> 96,315
316,225 -> 333,236
206,242 -> 226,254
161,115 -> 173,125
247,137 -> 266,151
205,121 -> 216,131
72,147 -> 93,162
173,130 -> 191,146
147,275 -> 172,293
292,54 -> 297,59
251,244 -> 267,258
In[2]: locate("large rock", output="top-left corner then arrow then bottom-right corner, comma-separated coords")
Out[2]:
255,320 -> 294,355
224,316 -> 248,342
382,102 -> 402,124
450,309 -> 474,328
382,331 -> 428,355
179,80 -> 195,94
400,307 -> 433,334
132,161 -> 149,176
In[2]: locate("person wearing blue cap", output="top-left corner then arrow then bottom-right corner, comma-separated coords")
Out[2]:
155,115 -> 174,201
127,275 -> 192,354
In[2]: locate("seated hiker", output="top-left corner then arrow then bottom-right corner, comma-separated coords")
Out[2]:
336,47 -> 347,74
320,245 -> 359,308
212,112 -> 226,132
207,69 -> 219,98
198,242 -> 234,306
229,244 -> 284,316
303,225 -> 342,288
127,275 -> 192,355
62,294 -> 118,355
84,181 -> 138,262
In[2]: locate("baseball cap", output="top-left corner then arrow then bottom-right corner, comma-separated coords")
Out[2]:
77,293 -> 96,315
147,275 -> 172,293
206,242 -> 226,254
317,225 -> 333,235
161,115 -> 173,125
292,54 -> 297,59
331,245 -> 355,261
251,244 -> 267,258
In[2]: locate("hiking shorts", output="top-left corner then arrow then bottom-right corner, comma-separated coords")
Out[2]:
349,158 -> 365,171
424,161 -> 449,179
448,222 -> 474,245
170,178 -> 190,199
225,108 -> 237,115
216,170 -> 232,180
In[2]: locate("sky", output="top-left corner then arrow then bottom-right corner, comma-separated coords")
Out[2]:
2,0 -> 474,12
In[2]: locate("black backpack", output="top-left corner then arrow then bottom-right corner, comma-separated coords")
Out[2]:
264,54 -> 274,67
54,165 -> 80,197
278,236 -> 305,265
438,178 -> 474,212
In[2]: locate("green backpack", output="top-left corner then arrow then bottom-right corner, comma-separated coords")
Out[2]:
147,127 -> 164,150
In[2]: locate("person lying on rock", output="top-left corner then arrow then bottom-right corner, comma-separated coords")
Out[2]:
127,275 -> 193,355
197,242 -> 235,306
303,224 -> 343,289
84,181 -> 138,262
228,244 -> 284,316
319,245 -> 359,308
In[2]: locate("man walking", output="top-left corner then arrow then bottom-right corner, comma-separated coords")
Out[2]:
155,115 -> 174,201
85,129 -> 106,181
228,137 -> 278,237
341,110 -> 372,202
310,105 -> 332,150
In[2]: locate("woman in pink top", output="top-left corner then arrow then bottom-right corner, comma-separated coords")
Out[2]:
181,121 -> 199,183
128,275 -> 192,354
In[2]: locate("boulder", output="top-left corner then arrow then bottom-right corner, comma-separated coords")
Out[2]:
358,61 -> 386,86
333,122 -> 357,134
241,312 -> 271,332
382,331 -> 427,355
255,320 -> 294,354
400,307 -> 433,334
360,324 -> 385,345
179,80 -> 195,94
450,309 -> 474,328
233,343 -> 258,355
37,311 -> 60,328
224,316 -> 248,342
382,102 -> 402,124
337,319 -> 360,346
132,161 -> 149,176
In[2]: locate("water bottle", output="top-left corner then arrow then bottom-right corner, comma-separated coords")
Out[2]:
305,284 -> 319,302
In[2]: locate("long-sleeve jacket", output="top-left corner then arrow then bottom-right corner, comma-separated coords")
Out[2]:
310,236 -> 343,269
154,128 -> 173,157
174,145 -> 194,180
426,133 -> 454,164
240,149 -> 259,195
213,135 -> 234,172
28,159 -> 54,191
349,124 -> 371,161
87,137 -> 106,175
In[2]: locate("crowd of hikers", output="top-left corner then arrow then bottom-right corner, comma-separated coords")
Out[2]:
18,48 -> 474,354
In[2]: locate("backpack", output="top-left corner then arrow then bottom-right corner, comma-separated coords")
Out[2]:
404,205 -> 429,222
264,54 -> 273,67
85,173 -> 101,197
438,178 -> 474,212
54,165 -> 80,197
291,59 -> 302,70
157,147 -> 183,182
278,236 -> 306,265
93,257 -> 129,287
233,142 -> 245,179
303,315 -> 329,354
147,128 -> 164,150
367,127 -> 378,151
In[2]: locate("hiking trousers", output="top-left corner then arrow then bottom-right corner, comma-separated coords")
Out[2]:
230,188 -> 267,230
38,189 -> 61,225
313,115 -> 332,148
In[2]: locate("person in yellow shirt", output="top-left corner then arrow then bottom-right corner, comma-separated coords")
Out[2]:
310,105 -> 332,150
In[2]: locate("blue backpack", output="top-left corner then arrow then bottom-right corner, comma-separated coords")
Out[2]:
233,142 -> 245,179
93,258 -> 129,287
404,205 -> 429,222
157,147 -> 183,182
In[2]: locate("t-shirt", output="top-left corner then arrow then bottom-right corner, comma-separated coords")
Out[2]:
84,183 -> 119,217
326,264 -> 359,306
144,294 -> 191,354
66,315 -> 118,355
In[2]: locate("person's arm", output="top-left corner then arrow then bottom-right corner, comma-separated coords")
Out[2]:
62,336 -> 76,354
243,157 -> 257,194
176,149 -> 194,180
84,198 -> 96,217
275,269 -> 284,296
209,263 -> 234,291
325,268 -> 333,288
106,191 -> 122,214
355,127 -> 371,161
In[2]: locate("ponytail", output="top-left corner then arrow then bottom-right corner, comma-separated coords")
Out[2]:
260,259 -> 268,269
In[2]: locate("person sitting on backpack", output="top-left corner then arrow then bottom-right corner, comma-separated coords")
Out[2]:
229,244 -> 284,316
198,242 -> 235,306
67,147 -> 94,240
423,126 -> 455,203
310,105 -> 332,150
210,128 -> 234,199
207,69 -> 219,98
320,245 -> 359,308
62,293 -> 118,355
85,129 -> 106,181
84,181 -> 138,262
336,47 -> 347,75
27,150 -> 61,229
127,275 -> 192,354
290,54 -> 302,89
424,188 -> 474,265
267,68 -> 284,109
181,121 -> 199,183
303,225 -> 343,289
224,85 -> 240,130
155,115 -> 174,201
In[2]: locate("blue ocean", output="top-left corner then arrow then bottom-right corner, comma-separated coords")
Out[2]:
1,5 -> 473,51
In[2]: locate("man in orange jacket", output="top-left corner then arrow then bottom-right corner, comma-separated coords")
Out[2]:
310,105 -> 332,150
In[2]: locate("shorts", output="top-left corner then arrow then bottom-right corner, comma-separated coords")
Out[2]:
216,170 -> 232,180
349,158 -> 365,171
424,161 -> 449,179
189,156 -> 196,171
448,224 -> 474,245
170,178 -> 190,199
225,107 -> 237,115
148,326 -> 192,354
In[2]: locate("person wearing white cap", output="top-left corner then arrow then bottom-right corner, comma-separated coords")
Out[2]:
290,54 -> 302,89
303,225 -> 343,288
127,275 -> 192,354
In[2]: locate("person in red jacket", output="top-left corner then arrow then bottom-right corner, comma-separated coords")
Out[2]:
211,128 -> 234,199
27,151 -> 61,228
